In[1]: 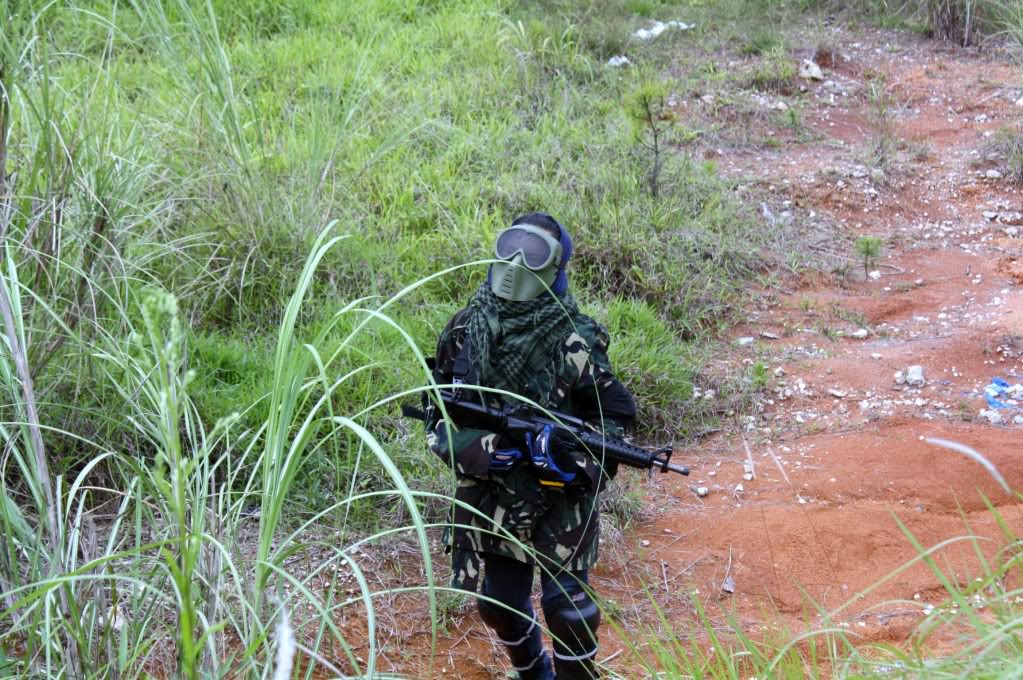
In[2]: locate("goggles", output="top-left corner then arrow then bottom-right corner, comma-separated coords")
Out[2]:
494,225 -> 563,271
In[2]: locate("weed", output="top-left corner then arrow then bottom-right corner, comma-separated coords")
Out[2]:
747,47 -> 797,94
740,29 -> 784,55
829,302 -> 868,327
993,125 -> 1023,182
925,0 -> 985,45
865,74 -> 898,174
749,361 -> 770,389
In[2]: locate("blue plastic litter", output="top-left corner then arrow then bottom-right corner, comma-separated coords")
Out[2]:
984,377 -> 1021,410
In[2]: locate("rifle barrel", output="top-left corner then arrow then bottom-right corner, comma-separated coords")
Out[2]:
662,461 -> 690,476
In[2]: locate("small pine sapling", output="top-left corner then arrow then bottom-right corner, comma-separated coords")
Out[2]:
625,81 -> 672,199
854,235 -> 883,279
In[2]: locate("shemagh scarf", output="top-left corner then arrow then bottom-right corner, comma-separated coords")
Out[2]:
463,284 -> 584,401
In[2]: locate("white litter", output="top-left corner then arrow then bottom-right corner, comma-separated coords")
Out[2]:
607,55 -> 631,67
634,20 -> 693,41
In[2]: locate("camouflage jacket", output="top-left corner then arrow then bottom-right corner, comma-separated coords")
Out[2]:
426,307 -> 633,592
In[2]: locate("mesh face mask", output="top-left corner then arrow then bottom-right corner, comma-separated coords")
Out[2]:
490,224 -> 564,301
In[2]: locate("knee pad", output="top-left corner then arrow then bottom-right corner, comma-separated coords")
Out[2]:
479,598 -> 550,677
478,597 -> 536,645
542,588 -> 601,655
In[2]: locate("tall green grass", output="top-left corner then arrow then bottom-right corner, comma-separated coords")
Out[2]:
0,0 -> 872,676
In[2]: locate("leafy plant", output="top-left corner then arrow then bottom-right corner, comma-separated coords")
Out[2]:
750,361 -> 770,389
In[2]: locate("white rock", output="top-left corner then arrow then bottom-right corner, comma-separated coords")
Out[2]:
980,409 -> 1003,425
828,389 -> 847,398
851,328 -> 869,339
894,371 -> 906,385
983,211 -> 999,220
986,169 -> 1003,180
871,353 -> 882,360
906,365 -> 926,387
743,472 -> 754,481
695,486 -> 709,498
1016,96 -> 1023,107
868,270 -> 882,280
1014,415 -> 1023,426
734,483 -> 744,494
824,80 -> 844,94
773,367 -> 785,377
799,59 -> 824,81
737,336 -> 755,346
641,539 -> 651,547
606,55 -> 631,67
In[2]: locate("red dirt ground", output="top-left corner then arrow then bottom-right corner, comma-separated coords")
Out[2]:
315,25 -> 1023,679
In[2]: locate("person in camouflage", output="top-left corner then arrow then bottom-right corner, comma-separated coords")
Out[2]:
425,213 -> 636,679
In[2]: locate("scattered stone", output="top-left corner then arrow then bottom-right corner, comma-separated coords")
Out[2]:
868,270 -> 882,280
828,389 -> 847,398
871,353 -> 882,360
824,80 -> 844,94
986,169 -> 1003,180
760,331 -> 781,339
695,486 -> 709,498
894,371 -> 906,385
799,59 -> 825,81
1016,96 -> 1023,107
721,575 -> 736,594
641,539 -> 651,547
606,55 -> 631,67
734,483 -> 744,495
851,328 -> 869,339
743,472 -> 754,481
1014,415 -> 1023,426
906,365 -> 926,387
737,336 -> 755,346
773,367 -> 785,377
983,211 -> 999,220
980,409 -> 1003,425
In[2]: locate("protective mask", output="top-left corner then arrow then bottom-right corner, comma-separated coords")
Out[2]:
490,225 -> 563,301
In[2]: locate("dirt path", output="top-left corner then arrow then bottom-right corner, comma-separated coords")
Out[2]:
614,24 -> 1023,662
364,26 -> 1023,679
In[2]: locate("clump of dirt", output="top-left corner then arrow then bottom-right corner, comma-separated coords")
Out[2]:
998,257 -> 1023,285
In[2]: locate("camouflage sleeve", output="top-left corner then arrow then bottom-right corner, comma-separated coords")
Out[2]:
571,323 -> 636,436
428,419 -> 506,478
426,310 -> 512,479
